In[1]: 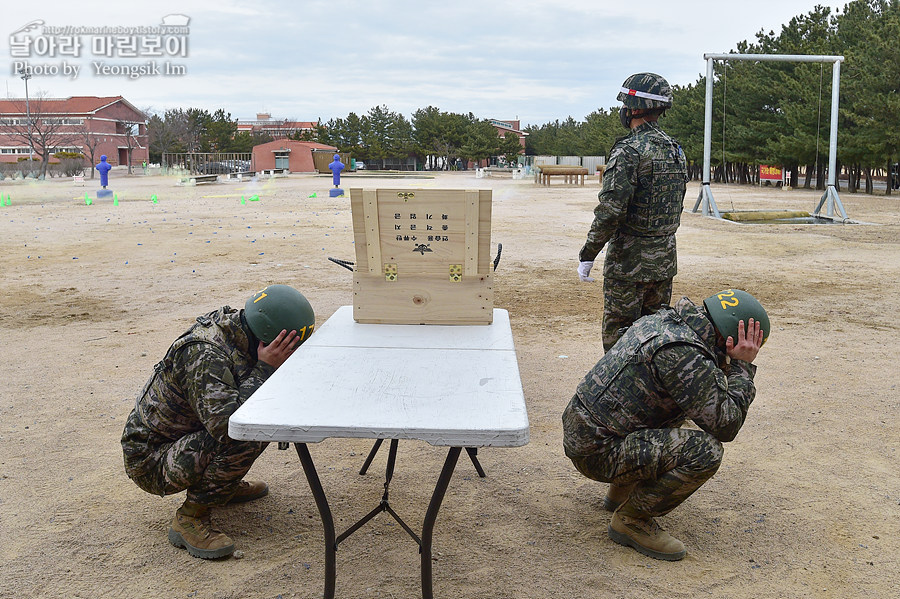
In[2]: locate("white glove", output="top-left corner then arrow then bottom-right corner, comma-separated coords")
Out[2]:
577,261 -> 595,282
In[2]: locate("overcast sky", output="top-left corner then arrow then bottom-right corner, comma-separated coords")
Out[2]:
2,0 -> 846,126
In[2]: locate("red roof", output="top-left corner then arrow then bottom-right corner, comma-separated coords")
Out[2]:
0,95 -> 142,117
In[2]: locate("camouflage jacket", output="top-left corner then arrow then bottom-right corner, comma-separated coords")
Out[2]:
579,121 -> 688,281
122,307 -> 275,450
563,298 -> 757,458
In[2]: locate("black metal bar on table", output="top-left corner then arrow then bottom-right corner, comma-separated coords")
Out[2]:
384,439 -> 398,489
361,439 -> 486,477
295,442 -> 463,599
358,438 -> 383,475
337,440 -> 421,546
465,447 -> 486,478
294,443 -> 337,599
421,447 -> 462,599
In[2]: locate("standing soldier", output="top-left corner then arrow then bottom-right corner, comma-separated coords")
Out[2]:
562,289 -> 769,560
121,285 -> 316,559
578,72 -> 689,351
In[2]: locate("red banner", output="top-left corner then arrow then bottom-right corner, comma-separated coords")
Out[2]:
759,165 -> 783,181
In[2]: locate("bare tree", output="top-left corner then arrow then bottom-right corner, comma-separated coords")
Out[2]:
5,92 -> 77,178
118,120 -> 139,174
149,109 -> 193,166
77,117 -> 102,179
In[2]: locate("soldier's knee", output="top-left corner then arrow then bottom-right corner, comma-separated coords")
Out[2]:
705,437 -> 724,472
217,437 -> 268,464
685,432 -> 724,476
570,455 -> 613,483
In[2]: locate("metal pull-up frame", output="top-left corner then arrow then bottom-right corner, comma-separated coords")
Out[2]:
693,53 -> 848,220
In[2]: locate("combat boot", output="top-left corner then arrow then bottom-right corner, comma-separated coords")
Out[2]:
168,502 -> 235,559
226,480 -> 269,504
608,503 -> 685,561
602,482 -> 636,512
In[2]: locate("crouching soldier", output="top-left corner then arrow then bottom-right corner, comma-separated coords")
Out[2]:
562,289 -> 769,560
121,285 -> 316,559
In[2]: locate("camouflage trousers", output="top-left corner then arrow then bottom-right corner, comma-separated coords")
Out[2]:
601,277 -> 673,352
122,414 -> 268,506
568,424 -> 723,518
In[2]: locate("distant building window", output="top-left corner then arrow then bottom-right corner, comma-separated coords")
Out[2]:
1,117 -> 83,126
44,118 -> 84,126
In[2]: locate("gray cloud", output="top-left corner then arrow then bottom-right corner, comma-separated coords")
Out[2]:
2,0 -> 844,126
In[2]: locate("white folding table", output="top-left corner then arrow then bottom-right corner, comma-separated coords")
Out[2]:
228,306 -> 529,599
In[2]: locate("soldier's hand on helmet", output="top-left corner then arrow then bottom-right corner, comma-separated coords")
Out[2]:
725,318 -> 763,363
577,261 -> 595,282
258,329 -> 301,369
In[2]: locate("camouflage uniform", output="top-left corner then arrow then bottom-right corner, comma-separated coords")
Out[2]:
579,121 -> 689,351
121,307 -> 275,506
562,297 -> 757,518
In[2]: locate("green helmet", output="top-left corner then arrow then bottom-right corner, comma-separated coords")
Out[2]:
617,72 -> 673,110
244,284 -> 316,345
703,289 -> 770,347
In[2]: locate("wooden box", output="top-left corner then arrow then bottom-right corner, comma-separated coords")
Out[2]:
349,188 -> 493,324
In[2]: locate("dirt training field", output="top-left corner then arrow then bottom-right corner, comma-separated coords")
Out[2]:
1,171 -> 898,599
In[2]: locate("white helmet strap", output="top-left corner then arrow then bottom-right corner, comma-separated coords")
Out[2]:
620,87 -> 670,103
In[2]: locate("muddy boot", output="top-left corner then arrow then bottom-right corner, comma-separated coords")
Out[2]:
168,502 -> 235,559
602,482 -> 636,512
608,503 -> 685,561
226,480 -> 269,505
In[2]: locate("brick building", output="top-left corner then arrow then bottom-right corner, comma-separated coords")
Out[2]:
464,118 -> 527,169
251,139 -> 338,173
490,119 -> 527,151
237,113 -> 317,140
0,95 -> 149,166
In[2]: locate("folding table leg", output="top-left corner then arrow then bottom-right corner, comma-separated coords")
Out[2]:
361,439 -> 487,477
359,438 -> 383,475
420,446 -> 461,599
295,443 -> 337,599
465,447 -> 486,478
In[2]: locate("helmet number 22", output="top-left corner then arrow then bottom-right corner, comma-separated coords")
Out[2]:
717,290 -> 740,310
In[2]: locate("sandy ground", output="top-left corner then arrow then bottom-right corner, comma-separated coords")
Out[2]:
1,169 -> 898,599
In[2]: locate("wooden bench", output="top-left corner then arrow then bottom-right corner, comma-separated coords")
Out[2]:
537,165 -> 589,186
226,171 -> 256,181
180,174 -> 218,185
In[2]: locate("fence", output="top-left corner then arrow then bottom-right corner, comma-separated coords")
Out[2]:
161,153 -> 253,175
526,155 -> 606,172
311,151 -> 352,174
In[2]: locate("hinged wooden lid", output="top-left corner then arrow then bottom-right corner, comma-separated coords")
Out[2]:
349,188 -> 493,324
